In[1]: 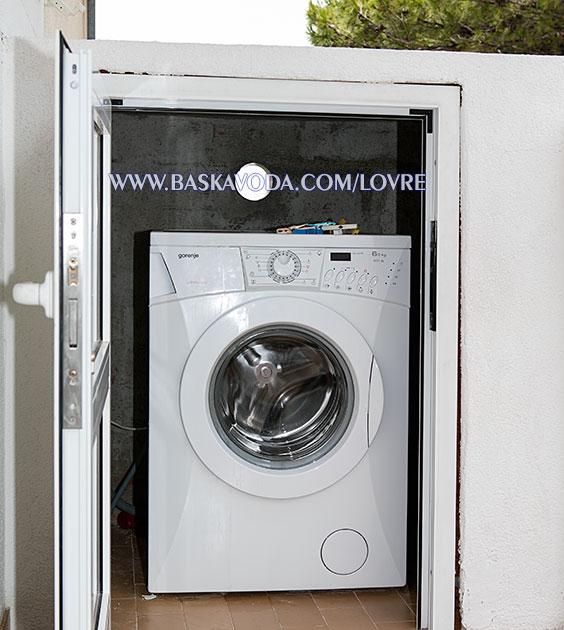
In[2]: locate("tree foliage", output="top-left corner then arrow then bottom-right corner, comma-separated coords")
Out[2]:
307,0 -> 564,54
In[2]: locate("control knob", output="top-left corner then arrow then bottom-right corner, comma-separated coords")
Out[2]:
267,250 -> 302,284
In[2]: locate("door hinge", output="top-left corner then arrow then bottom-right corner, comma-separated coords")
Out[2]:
429,221 -> 437,331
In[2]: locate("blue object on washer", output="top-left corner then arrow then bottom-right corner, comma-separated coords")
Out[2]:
292,222 -> 336,234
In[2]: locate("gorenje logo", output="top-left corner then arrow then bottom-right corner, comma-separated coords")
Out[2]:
178,253 -> 200,260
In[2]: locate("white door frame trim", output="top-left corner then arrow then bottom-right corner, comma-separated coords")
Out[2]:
94,74 -> 460,630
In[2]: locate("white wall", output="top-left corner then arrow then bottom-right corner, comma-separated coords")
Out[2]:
1,5 -> 50,625
1,36 -> 563,629
0,0 -> 43,37
0,35 -> 55,629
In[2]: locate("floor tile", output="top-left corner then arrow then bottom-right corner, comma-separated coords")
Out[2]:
111,617 -> 136,630
137,594 -> 183,616
180,593 -> 225,601
112,570 -> 136,599
182,597 -> 234,629
112,598 -> 137,615
133,556 -> 145,582
111,596 -> 137,629
112,552 -> 134,577
356,590 -> 414,624
322,607 -> 376,629
138,613 -> 186,630
112,534 -> 419,630
111,523 -> 134,548
395,586 -> 417,606
311,591 -> 360,610
226,592 -> 273,614
231,609 -> 279,630
270,592 -> 325,627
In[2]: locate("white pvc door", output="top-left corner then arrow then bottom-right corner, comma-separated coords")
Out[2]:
54,33 -> 111,630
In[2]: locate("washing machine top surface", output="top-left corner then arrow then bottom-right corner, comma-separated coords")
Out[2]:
150,231 -> 411,307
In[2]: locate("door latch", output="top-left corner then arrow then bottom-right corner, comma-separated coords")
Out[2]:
68,256 -> 78,285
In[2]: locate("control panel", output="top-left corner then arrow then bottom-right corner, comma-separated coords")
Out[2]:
319,248 -> 410,305
241,248 -> 324,288
151,240 -> 410,307
241,246 -> 410,306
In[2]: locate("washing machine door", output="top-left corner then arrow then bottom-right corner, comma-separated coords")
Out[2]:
179,297 -> 384,498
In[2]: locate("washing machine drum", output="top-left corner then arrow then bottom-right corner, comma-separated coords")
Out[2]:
210,326 -> 353,470
179,297 -> 384,499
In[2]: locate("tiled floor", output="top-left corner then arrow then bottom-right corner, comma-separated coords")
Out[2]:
111,522 -> 416,629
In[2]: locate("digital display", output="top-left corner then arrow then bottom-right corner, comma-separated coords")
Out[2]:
330,252 -> 351,261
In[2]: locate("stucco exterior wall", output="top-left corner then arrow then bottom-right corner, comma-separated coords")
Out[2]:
74,41 -> 564,629
0,35 -> 56,630
0,35 -> 563,630
1,5 -> 47,625
0,0 -> 43,38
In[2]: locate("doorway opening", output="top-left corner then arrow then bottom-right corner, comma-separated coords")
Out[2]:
108,106 -> 427,629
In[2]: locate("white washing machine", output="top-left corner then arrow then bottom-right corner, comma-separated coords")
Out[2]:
148,231 -> 411,593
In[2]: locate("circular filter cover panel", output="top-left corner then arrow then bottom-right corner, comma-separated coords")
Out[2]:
321,529 -> 369,575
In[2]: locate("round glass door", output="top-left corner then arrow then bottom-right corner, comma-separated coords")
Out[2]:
209,326 -> 354,469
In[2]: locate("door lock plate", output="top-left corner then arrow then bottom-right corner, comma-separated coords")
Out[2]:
62,214 -> 83,429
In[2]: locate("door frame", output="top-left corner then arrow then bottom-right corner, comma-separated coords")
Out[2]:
94,74 -> 460,630
54,35 -> 112,630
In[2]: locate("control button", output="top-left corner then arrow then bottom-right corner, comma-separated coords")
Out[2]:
336,271 -> 345,283
347,271 -> 356,284
369,275 -> 378,287
324,270 -> 334,281
358,274 -> 368,285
